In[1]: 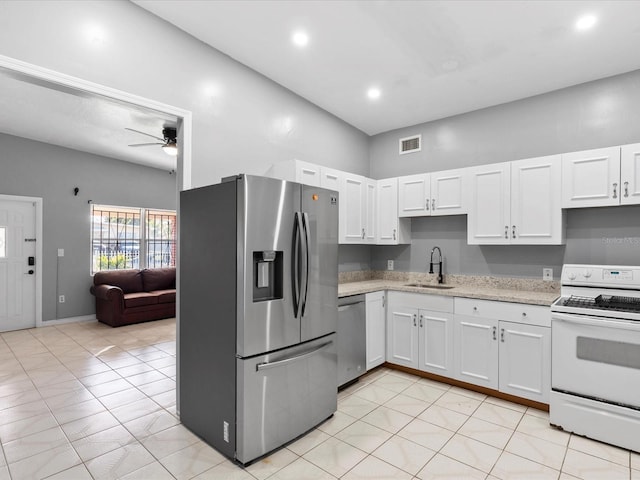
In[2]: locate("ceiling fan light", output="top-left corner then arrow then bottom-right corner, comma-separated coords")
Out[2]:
162,142 -> 178,156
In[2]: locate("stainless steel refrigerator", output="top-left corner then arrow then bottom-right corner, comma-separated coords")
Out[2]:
179,174 -> 338,465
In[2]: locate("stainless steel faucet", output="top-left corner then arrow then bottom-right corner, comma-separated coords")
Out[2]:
429,246 -> 444,284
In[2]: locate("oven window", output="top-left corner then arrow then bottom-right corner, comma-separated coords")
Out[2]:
577,337 -> 640,369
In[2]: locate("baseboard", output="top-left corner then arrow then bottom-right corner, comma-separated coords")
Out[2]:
39,315 -> 97,326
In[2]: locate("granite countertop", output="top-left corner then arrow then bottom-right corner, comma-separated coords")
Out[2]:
338,272 -> 560,306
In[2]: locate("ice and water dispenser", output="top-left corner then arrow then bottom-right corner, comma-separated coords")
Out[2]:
253,250 -> 283,302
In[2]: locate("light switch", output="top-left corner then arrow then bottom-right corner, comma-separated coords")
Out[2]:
57,249 -> 64,257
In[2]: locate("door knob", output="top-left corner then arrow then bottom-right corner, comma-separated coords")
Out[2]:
27,270 -> 34,275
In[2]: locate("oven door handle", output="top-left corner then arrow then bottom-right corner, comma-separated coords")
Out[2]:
552,312 -> 640,331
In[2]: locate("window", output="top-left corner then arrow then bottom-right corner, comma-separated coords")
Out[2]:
91,204 -> 176,274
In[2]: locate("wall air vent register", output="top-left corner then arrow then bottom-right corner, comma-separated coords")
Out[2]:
399,134 -> 421,154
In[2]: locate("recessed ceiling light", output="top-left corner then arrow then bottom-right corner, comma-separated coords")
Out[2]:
292,31 -> 309,47
367,87 -> 381,100
575,14 -> 597,31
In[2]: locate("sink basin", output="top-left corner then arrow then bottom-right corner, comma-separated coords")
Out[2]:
404,283 -> 455,290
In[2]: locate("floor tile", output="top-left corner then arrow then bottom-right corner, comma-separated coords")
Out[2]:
97,387 -> 148,410
268,457 -> 337,480
440,433 -> 502,473
342,454 -> 413,479
245,446 -> 298,480
473,401 -> 525,430
119,461 -> 175,479
141,423 -> 201,459
61,410 -> 120,442
50,397 -> 107,425
402,382 -> 447,404
562,448 -> 631,480
123,409 -> 181,440
316,410 -> 357,436
458,416 -> 514,449
568,434 -> 630,467
109,396 -> 161,424
338,394 -> 378,419
360,405 -> 413,433
0,411 -> 58,443
287,428 -> 331,456
335,419 -> 393,453
7,444 -> 81,480
352,383 -> 398,405
3,425 -> 69,464
383,392 -> 430,417
418,404 -> 469,431
84,442 -> 156,480
72,424 -> 136,462
372,435 -> 435,475
159,441 -> 227,480
43,463 -> 93,479
137,377 -> 175,397
492,451 -> 560,480
416,453 -> 486,480
505,431 -> 566,470
191,459 -> 256,479
516,414 -> 570,446
303,437 -> 368,478
370,373 -> 416,393
397,418 -> 455,452
483,396 -> 527,413
79,370 -> 121,388
87,378 -> 134,398
0,399 -> 50,426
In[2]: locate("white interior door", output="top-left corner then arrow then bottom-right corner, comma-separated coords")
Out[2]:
0,197 -> 37,332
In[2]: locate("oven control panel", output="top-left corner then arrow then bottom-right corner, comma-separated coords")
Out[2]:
562,264 -> 640,288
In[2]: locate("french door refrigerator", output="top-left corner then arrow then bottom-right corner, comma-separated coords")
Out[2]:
179,174 -> 338,465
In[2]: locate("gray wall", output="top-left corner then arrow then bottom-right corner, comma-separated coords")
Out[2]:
0,133 -> 176,321
0,1 -> 370,186
368,70 -> 640,279
370,70 -> 640,178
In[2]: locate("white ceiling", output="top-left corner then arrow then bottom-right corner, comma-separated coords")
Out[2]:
136,0 -> 640,135
0,69 -> 178,172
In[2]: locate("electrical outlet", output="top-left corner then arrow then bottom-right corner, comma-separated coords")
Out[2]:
543,268 -> 553,281
59,295 -> 65,303
387,260 -> 394,271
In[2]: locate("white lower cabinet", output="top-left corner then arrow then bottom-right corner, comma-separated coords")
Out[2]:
453,297 -> 551,403
386,292 -> 454,376
365,291 -> 386,370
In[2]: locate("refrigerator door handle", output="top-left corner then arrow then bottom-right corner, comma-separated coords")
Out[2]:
256,340 -> 333,371
300,212 -> 310,317
293,211 -> 303,318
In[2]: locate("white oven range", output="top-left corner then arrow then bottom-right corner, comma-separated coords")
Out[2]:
550,264 -> 640,452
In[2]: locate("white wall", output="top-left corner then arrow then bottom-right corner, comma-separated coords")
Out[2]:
0,1 -> 369,186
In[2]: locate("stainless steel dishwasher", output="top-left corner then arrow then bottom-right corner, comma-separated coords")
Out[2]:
337,294 -> 366,388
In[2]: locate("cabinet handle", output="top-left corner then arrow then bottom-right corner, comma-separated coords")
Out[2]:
504,226 -> 508,239
624,181 -> 629,198
393,229 -> 396,240
473,306 -> 478,312
492,326 -> 496,340
362,228 -> 365,239
413,314 -> 417,327
500,328 -> 505,342
432,198 -> 435,210
426,199 -> 430,210
613,182 -> 618,199
512,225 -> 516,239
382,295 -> 385,308
419,314 -> 423,328
522,312 -> 527,317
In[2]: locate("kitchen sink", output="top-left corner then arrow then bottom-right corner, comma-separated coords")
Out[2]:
404,283 -> 455,290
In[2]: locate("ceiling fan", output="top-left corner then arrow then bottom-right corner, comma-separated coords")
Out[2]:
126,126 -> 178,156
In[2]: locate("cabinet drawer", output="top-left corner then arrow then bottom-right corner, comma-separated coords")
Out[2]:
388,291 -> 453,313
454,298 -> 550,328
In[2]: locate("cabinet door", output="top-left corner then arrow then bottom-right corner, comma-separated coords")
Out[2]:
419,309 -> 454,377
365,292 -> 386,370
467,163 -> 511,245
386,305 -> 419,369
511,155 -> 564,245
431,169 -> 466,216
364,179 -> 377,244
621,143 -> 640,206
398,174 -> 430,217
454,315 -> 499,389
499,321 -> 550,403
562,147 -> 621,208
320,167 -> 341,192
377,178 -> 400,244
340,173 -> 366,244
296,160 -> 322,186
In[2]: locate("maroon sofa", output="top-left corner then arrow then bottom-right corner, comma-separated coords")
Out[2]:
90,268 -> 176,327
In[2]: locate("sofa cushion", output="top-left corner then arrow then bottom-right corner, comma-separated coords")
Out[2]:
142,267 -> 176,292
94,269 -> 143,294
149,289 -> 176,304
124,292 -> 159,308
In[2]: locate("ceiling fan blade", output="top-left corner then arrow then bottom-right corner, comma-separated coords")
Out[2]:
125,127 -> 164,141
128,142 -> 164,147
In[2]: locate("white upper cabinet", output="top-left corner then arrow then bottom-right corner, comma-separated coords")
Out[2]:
320,166 -> 341,192
431,168 -> 467,216
364,179 -> 377,244
467,162 -> 511,245
377,178 -> 410,245
399,174 -> 430,217
621,143 -> 640,206
398,170 -> 467,217
266,159 -> 321,186
340,173 -> 367,244
511,155 -> 564,244
562,147 -> 621,208
468,156 -> 564,245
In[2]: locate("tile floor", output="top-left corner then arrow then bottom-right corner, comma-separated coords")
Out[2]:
0,318 -> 638,479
